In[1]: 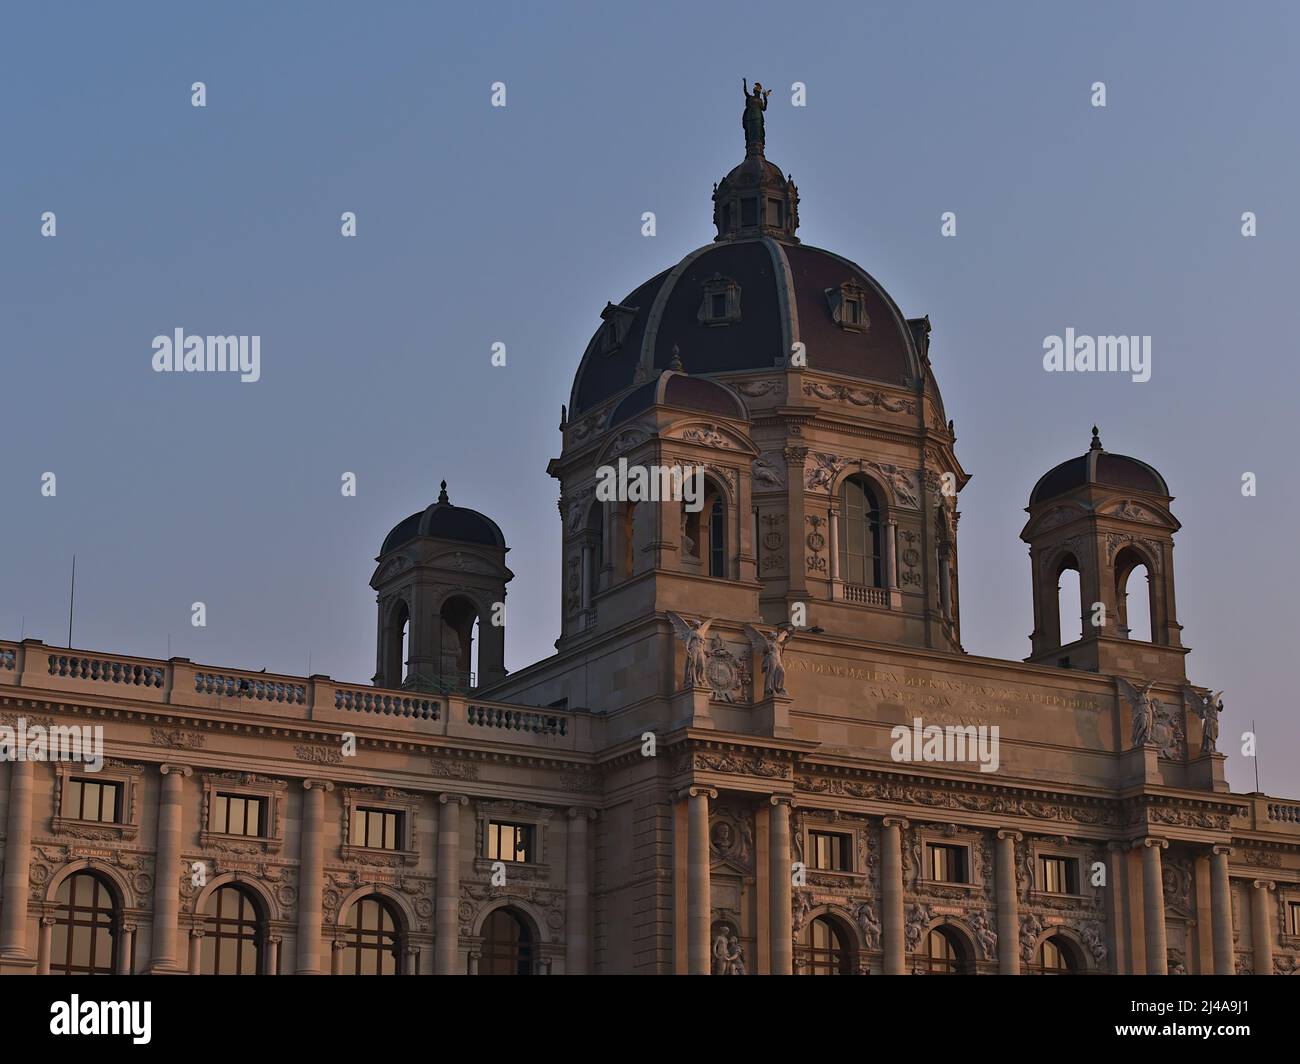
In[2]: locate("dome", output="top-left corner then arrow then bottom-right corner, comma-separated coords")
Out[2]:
1030,428 -> 1169,507
567,98 -> 930,418
608,368 -> 747,427
381,481 -> 506,554
569,239 -> 925,415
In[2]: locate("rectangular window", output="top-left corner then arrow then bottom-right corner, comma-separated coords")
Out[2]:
486,821 -> 534,863
809,831 -> 851,872
351,807 -> 402,850
846,299 -> 861,324
711,293 -> 727,319
64,778 -> 121,823
768,198 -> 783,226
1038,855 -> 1077,894
1290,901 -> 1300,937
929,843 -> 968,883
740,197 -> 758,227
212,793 -> 266,837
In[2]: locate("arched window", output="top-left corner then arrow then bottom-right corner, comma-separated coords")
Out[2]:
383,599 -> 410,688
50,871 -> 118,975
201,885 -> 264,975
438,596 -> 478,691
586,501 -> 604,576
798,915 -> 853,975
1115,547 -> 1154,642
919,926 -> 972,975
706,487 -> 726,578
623,501 -> 638,577
1030,934 -> 1080,975
479,907 -> 534,975
1055,554 -> 1083,646
839,476 -> 882,587
341,895 -> 403,975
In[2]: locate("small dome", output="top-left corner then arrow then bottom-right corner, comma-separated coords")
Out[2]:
608,368 -> 748,427
381,481 -> 506,554
1030,428 -> 1168,506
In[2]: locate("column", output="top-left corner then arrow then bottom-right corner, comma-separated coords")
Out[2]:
1251,880 -> 1275,976
296,779 -> 332,974
405,945 -> 420,976
938,553 -> 952,618
267,934 -> 281,975
995,830 -> 1021,975
686,786 -> 715,975
118,923 -> 135,975
188,929 -> 204,975
37,916 -> 55,974
467,951 -> 480,975
769,797 -> 794,975
828,509 -> 840,583
886,520 -> 899,589
1140,838 -> 1168,974
566,807 -> 595,975
1210,846 -> 1234,975
580,544 -> 593,610
436,793 -> 468,975
1106,841 -> 1130,974
882,817 -> 907,974
150,764 -> 191,972
331,939 -> 345,976
0,760 -> 34,959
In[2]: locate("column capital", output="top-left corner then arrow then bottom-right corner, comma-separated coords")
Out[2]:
160,763 -> 193,778
267,934 -> 283,945
995,829 -> 1023,843
303,779 -> 335,792
881,816 -> 909,830
439,793 -> 470,807
405,945 -> 421,957
121,922 -> 137,934
190,928 -> 205,940
1211,844 -> 1233,857
769,795 -> 796,809
1252,879 -> 1276,892
567,807 -> 599,821
1136,836 -> 1169,851
679,786 -> 717,801
332,940 -> 347,951
40,916 -> 56,928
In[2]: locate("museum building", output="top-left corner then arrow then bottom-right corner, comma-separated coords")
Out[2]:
1,94 -> 1298,976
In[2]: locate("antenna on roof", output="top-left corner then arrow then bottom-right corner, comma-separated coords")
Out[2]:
67,555 -> 76,648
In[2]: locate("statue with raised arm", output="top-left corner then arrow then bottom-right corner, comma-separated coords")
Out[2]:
743,623 -> 794,697
1118,678 -> 1158,748
667,612 -> 715,689
1186,689 -> 1223,754
742,79 -> 772,150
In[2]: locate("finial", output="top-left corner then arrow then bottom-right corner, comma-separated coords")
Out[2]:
669,344 -> 683,371
1089,426 -> 1102,451
438,480 -> 449,504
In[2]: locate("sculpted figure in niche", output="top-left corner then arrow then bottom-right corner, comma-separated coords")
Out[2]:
667,612 -> 715,689
744,623 -> 794,697
1118,678 -> 1158,748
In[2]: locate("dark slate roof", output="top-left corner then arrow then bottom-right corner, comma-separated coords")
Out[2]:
381,482 -> 506,554
569,237 -> 924,416
1030,430 -> 1169,506
607,371 -> 748,428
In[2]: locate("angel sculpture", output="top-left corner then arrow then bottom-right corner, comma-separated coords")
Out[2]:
1118,678 -> 1158,748
1186,689 -> 1224,755
743,623 -> 794,697
667,612 -> 715,690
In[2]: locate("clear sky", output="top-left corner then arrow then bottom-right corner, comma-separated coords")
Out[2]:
2,1 -> 1296,796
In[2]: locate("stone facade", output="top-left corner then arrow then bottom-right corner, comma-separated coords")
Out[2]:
2,103 -> 1298,976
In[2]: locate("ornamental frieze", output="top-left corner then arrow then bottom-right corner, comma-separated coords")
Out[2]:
801,380 -> 916,415
151,727 -> 206,749
694,753 -> 790,779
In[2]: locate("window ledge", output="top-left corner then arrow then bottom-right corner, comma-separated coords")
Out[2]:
341,844 -> 419,867
51,816 -> 137,841
200,830 -> 281,854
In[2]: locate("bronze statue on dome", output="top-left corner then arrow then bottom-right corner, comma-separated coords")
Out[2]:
742,79 -> 772,150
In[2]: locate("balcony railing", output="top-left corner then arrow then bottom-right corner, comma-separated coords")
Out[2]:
842,583 -> 889,607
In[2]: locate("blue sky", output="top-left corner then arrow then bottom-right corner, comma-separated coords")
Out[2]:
2,1 -> 1297,794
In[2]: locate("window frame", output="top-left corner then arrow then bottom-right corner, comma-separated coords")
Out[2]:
200,772 -> 286,854
339,787 -> 422,866
475,801 -> 553,876
53,761 -> 143,842
912,828 -> 983,893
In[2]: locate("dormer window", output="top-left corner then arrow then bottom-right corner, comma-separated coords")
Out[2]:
826,280 -> 871,333
767,198 -> 784,226
698,274 -> 741,327
741,198 -> 758,227
598,301 -> 637,354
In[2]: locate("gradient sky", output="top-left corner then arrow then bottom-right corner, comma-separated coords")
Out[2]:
2,1 -> 1296,796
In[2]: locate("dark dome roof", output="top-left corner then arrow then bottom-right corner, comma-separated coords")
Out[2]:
608,369 -> 747,427
381,482 -> 506,554
569,237 -> 923,415
1030,429 -> 1169,506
